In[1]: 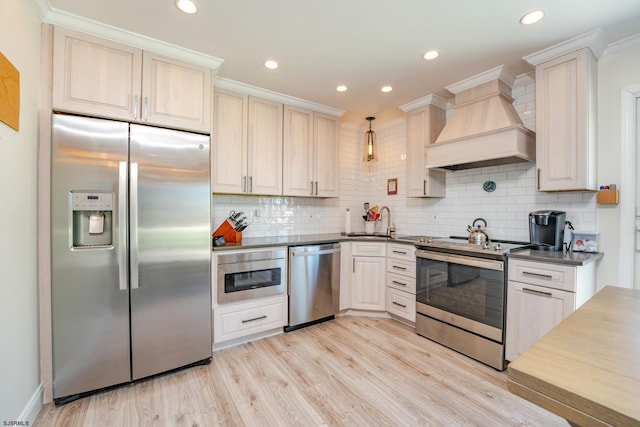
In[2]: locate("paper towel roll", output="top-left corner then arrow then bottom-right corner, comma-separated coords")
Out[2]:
345,208 -> 351,234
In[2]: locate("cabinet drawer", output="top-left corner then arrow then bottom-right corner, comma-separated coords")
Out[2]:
386,272 -> 416,294
386,288 -> 416,322
386,243 -> 415,262
214,296 -> 286,343
508,259 -> 577,292
351,241 -> 386,257
386,257 -> 416,278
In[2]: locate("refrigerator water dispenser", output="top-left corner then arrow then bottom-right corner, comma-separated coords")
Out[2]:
71,191 -> 114,247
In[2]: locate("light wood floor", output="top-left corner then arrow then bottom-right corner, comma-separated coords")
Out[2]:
36,316 -> 569,426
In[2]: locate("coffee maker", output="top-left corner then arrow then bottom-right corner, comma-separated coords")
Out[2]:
529,210 -> 566,251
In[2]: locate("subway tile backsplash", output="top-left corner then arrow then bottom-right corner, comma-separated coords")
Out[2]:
212,74 -> 596,242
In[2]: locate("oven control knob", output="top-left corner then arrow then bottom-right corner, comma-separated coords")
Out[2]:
494,243 -> 502,251
482,242 -> 490,250
426,237 -> 433,244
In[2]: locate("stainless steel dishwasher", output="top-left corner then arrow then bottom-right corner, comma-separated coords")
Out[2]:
285,243 -> 341,332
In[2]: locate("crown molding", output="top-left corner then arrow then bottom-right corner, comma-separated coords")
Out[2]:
523,28 -> 608,66
29,0 -> 223,70
399,93 -> 450,112
215,77 -> 345,117
444,65 -> 517,95
603,32 -> 640,57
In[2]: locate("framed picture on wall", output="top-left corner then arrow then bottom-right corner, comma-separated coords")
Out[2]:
387,178 -> 397,195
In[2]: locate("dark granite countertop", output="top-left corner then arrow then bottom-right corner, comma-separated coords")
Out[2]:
507,249 -> 603,266
212,232 -> 422,251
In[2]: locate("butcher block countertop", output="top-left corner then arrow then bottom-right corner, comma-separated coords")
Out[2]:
507,286 -> 640,426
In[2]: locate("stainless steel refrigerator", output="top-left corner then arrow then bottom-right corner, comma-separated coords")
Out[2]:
51,113 -> 212,404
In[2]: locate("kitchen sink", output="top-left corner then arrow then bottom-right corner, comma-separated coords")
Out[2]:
344,232 -> 429,243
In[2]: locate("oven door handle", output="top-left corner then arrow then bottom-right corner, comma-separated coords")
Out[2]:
416,249 -> 503,271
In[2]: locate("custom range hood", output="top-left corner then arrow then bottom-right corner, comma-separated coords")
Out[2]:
426,65 -> 535,171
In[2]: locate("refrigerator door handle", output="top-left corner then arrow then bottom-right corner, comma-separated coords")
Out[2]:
118,161 -> 128,291
130,162 -> 140,289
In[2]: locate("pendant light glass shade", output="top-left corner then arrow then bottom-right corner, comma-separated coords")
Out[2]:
363,116 -> 377,162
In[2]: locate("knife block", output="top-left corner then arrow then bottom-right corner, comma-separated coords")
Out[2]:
213,220 -> 242,243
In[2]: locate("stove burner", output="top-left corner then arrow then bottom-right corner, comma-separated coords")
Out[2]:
415,235 -> 529,259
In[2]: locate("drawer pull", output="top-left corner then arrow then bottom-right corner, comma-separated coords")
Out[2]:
392,301 -> 407,308
392,250 -> 408,255
242,315 -> 267,324
523,287 -> 553,297
392,265 -> 407,271
522,271 -> 553,280
392,280 -> 407,287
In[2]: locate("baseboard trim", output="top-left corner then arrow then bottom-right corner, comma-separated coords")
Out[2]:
18,383 -> 43,424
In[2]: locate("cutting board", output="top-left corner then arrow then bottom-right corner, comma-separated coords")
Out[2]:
0,51 -> 20,131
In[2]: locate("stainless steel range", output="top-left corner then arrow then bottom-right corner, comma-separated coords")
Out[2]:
414,236 -> 527,370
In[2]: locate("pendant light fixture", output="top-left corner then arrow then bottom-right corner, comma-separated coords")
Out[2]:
363,116 -> 377,162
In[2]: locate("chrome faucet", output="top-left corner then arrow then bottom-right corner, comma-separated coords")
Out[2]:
380,206 -> 396,237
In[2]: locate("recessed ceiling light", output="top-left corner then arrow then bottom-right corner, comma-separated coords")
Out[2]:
175,0 -> 198,14
336,85 -> 348,92
423,50 -> 439,60
381,86 -> 393,93
264,60 -> 278,70
520,9 -> 545,25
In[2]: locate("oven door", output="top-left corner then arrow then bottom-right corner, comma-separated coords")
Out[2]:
217,258 -> 286,304
415,250 -> 505,342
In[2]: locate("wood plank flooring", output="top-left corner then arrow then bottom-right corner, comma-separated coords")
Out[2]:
35,316 -> 569,426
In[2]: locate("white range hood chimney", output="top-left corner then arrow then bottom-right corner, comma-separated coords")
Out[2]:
426,65 -> 535,171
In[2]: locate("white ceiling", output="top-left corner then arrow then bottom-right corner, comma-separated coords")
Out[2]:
43,0 -> 640,122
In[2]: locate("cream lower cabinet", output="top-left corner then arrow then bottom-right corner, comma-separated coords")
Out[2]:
283,105 -> 338,197
386,243 -> 416,323
213,295 -> 287,347
405,102 -> 446,198
52,27 -> 211,133
350,242 -> 386,311
212,90 -> 282,195
506,258 -> 596,361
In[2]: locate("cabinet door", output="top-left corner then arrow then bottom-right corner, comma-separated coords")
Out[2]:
212,90 -> 248,193
405,106 -> 446,197
505,281 -> 575,361
52,27 -> 142,121
314,113 -> 339,197
351,256 -> 386,311
536,48 -> 596,191
248,97 -> 283,195
283,105 -> 314,196
142,53 -> 212,133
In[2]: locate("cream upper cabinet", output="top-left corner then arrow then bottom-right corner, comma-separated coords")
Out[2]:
248,97 -> 283,195
212,91 -> 283,195
283,106 -> 339,197
406,105 -> 446,197
52,27 -> 142,122
535,48 -> 597,191
52,27 -> 212,133
141,52 -> 212,133
212,89 -> 248,194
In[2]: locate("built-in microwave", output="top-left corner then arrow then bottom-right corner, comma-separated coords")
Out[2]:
216,248 -> 287,304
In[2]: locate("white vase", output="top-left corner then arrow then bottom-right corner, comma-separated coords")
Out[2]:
364,221 -> 375,234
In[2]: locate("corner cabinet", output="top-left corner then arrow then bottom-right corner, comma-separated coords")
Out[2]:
350,242 -> 386,311
405,104 -> 446,197
212,90 -> 283,195
52,27 -> 212,133
534,47 -> 597,191
283,105 -> 339,197
505,257 -> 596,361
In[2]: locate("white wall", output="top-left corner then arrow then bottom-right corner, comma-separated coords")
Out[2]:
596,37 -> 640,289
0,0 -> 42,422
